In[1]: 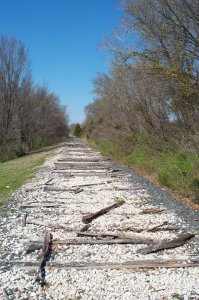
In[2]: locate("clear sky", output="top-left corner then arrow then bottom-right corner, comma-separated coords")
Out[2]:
0,0 -> 122,123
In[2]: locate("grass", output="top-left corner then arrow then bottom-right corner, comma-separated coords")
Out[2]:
0,149 -> 56,206
124,147 -> 199,200
87,136 -> 199,205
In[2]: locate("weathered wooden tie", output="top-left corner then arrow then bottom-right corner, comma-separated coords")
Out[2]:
1,258 -> 199,270
82,200 -> 125,223
138,233 -> 195,254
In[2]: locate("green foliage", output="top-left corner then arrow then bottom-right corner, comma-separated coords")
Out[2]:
32,138 -> 49,150
124,147 -> 157,174
73,123 -> 82,137
88,136 -> 199,202
156,153 -> 199,200
94,139 -> 122,159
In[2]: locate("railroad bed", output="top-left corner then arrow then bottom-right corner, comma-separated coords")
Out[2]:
0,137 -> 199,300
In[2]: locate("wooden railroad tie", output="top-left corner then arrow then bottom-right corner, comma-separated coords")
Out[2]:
1,258 -> 199,270
82,200 -> 125,223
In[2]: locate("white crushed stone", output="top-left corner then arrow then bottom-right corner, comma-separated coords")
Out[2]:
0,140 -> 198,300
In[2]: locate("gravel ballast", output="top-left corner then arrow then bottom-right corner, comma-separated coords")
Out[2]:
0,138 -> 199,300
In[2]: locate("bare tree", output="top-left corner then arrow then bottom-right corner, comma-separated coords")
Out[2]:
0,36 -> 69,161
0,36 -> 30,147
85,0 -> 199,150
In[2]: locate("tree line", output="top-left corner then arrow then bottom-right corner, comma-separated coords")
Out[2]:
83,0 -> 199,200
84,0 -> 199,152
0,36 -> 69,162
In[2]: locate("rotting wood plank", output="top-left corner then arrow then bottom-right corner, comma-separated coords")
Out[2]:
53,171 -> 109,175
54,237 -> 154,245
71,182 -> 113,188
76,231 -> 154,241
1,258 -> 199,269
82,200 -> 125,223
46,258 -> 199,270
52,169 -> 124,174
45,178 -> 54,185
121,222 -> 180,233
20,204 -> 61,209
25,219 -> 69,230
147,221 -> 168,232
141,208 -> 165,214
55,163 -> 111,170
148,226 -> 181,232
79,224 -> 91,232
124,226 -> 180,233
55,162 -> 110,166
44,186 -> 134,193
58,158 -> 110,162
138,233 -> 195,254
43,186 -> 84,193
55,172 -> 131,177
77,231 -> 120,238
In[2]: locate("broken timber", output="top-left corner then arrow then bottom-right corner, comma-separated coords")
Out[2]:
26,236 -> 154,251
56,172 -> 131,178
141,208 -> 165,214
138,233 -> 195,254
54,238 -> 154,245
20,204 -> 61,209
54,164 -> 110,170
58,158 -> 110,162
82,200 -> 125,223
46,258 -> 199,269
45,178 -> 54,185
25,219 -> 69,230
1,259 -> 199,270
43,186 -> 84,193
122,222 -> 180,233
76,231 -> 154,241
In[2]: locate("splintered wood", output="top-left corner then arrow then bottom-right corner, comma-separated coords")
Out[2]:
54,238 -> 155,245
139,233 -> 195,254
82,200 -> 125,223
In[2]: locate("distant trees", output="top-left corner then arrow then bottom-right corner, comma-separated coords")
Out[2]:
84,0 -> 199,152
0,35 -> 69,161
73,123 -> 82,137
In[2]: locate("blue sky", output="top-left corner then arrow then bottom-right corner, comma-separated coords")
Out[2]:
0,0 -> 122,123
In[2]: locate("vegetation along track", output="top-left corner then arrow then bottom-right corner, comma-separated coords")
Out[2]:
0,137 -> 199,300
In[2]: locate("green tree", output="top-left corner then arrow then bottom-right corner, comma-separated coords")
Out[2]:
73,123 -> 82,137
